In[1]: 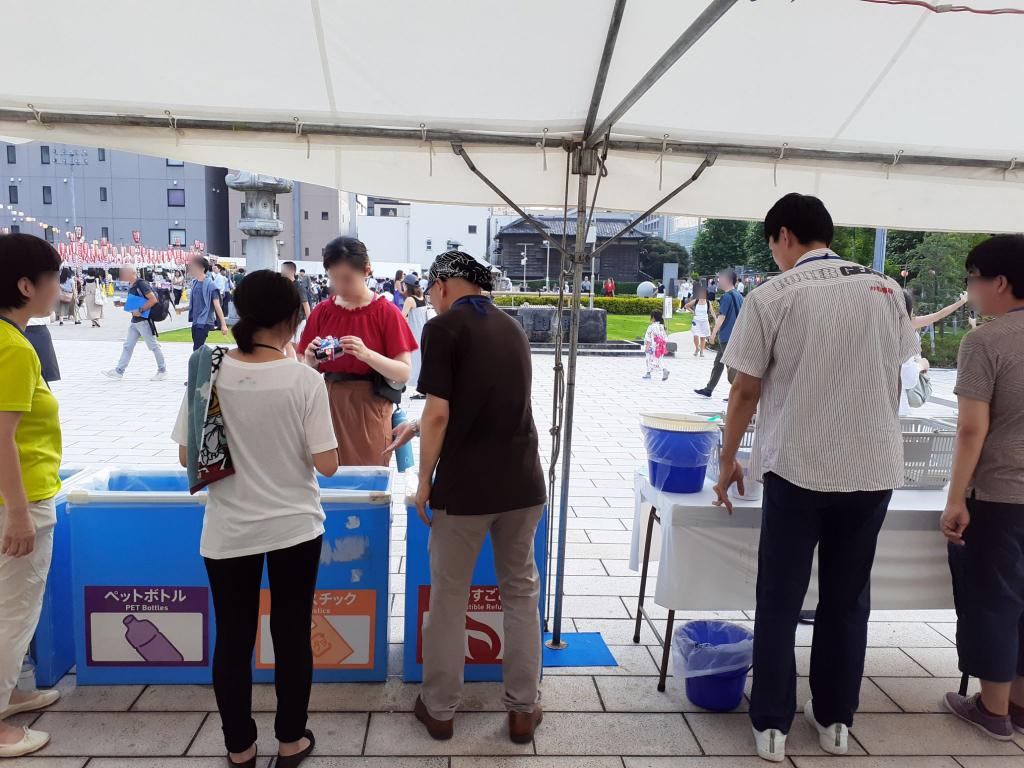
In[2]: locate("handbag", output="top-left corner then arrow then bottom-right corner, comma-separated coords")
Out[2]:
907,370 -> 933,408
59,291 -> 73,303
94,286 -> 106,306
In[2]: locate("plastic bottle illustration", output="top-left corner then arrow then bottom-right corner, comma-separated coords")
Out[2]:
123,615 -> 184,663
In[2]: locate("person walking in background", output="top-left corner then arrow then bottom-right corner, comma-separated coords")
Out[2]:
211,263 -> 232,317
712,193 -> 918,762
171,270 -> 185,306
299,237 -> 416,466
695,269 -> 743,399
281,261 -> 313,335
392,270 -> 407,310
83,268 -> 104,327
940,235 -> 1024,741
642,309 -> 670,381
102,266 -> 167,382
401,274 -> 432,400
685,284 -> 715,358
0,234 -> 64,758
178,257 -> 229,350
173,270 -> 339,768
56,267 -> 79,326
387,250 -> 546,745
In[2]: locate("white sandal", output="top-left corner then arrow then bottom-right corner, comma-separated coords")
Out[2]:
0,727 -> 50,757
0,689 -> 60,719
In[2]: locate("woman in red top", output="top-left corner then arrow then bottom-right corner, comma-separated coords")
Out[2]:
300,237 -> 417,466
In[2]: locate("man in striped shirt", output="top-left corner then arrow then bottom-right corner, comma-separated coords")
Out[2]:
713,193 -> 918,763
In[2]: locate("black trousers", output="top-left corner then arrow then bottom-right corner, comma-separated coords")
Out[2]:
750,473 -> 891,733
703,338 -> 735,394
191,323 -> 212,351
949,496 -> 1024,683
204,535 -> 322,753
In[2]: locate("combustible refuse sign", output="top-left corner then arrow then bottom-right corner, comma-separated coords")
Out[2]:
256,589 -> 376,670
84,585 -> 208,666
417,585 -> 505,665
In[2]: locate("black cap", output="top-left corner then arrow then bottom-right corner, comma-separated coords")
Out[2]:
426,250 -> 493,292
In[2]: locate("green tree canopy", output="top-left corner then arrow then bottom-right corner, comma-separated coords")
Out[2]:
830,227 -> 875,266
742,221 -> 774,273
639,236 -> 690,279
904,232 -> 987,314
691,219 -> 747,276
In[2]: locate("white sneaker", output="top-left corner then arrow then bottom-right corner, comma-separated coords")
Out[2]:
0,688 -> 60,719
102,369 -> 123,380
0,727 -> 50,757
151,371 -> 168,381
751,725 -> 786,762
805,699 -> 848,755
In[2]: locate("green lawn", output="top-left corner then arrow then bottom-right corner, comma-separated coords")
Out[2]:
606,312 -> 692,342
159,327 -> 235,344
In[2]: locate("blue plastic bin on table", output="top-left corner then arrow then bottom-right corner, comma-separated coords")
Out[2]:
31,466 -> 94,687
67,467 -> 393,685
403,475 -> 548,682
253,467 -> 391,683
67,469 -> 210,685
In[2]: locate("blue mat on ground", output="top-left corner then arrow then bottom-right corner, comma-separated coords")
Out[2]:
542,632 -> 617,668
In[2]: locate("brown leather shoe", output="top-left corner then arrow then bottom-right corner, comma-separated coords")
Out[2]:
508,706 -> 543,744
414,695 -> 453,741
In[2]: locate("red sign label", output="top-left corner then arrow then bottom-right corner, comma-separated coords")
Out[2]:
416,585 -> 504,665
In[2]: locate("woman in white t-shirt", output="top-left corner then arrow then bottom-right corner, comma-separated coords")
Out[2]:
172,270 -> 338,768
685,284 -> 716,358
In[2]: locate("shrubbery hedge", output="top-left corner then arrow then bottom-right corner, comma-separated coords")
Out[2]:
493,294 -> 672,315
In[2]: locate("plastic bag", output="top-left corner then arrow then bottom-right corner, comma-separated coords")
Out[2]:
672,620 -> 753,679
641,426 -> 717,468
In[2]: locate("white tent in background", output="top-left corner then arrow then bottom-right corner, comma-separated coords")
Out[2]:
6,0 -> 1021,649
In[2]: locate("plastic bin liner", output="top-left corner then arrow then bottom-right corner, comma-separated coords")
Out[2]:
672,620 -> 753,679
642,426 -> 717,468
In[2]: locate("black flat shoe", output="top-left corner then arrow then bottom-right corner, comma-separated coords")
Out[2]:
226,752 -> 256,767
275,730 -> 314,768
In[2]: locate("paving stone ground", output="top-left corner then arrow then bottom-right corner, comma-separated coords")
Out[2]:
15,310 -> 1013,766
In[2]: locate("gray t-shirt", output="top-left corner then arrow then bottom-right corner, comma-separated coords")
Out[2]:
954,310 -> 1024,504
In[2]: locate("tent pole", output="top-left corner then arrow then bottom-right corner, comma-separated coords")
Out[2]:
585,0 -> 628,138
548,150 -> 592,649
586,0 -> 739,148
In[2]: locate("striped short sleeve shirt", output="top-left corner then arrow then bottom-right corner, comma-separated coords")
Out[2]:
723,249 -> 919,493
954,310 -> 1024,503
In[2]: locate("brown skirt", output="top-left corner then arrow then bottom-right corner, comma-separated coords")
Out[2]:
326,379 -> 393,467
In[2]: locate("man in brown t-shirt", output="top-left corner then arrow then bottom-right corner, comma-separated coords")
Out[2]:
392,250 -> 546,745
941,234 -> 1024,740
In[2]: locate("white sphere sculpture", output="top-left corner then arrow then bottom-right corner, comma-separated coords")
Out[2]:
636,281 -> 657,298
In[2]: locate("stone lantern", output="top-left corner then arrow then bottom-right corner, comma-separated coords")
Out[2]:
224,171 -> 293,272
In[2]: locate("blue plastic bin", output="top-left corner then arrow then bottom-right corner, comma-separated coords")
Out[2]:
641,414 -> 720,493
403,473 -> 548,683
254,467 -> 391,683
31,466 -> 96,687
673,620 -> 754,712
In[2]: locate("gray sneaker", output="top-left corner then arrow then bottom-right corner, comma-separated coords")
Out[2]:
102,369 -> 123,380
944,692 -> 1014,741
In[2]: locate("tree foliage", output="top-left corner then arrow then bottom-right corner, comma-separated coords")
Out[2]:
742,221 -> 774,273
691,219 -> 747,276
904,232 -> 988,313
831,227 -> 876,266
639,236 -> 690,279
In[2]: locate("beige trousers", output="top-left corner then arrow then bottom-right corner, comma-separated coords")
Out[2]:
0,498 -> 56,711
421,504 -> 544,720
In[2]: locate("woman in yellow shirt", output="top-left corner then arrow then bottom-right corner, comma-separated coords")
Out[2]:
0,234 -> 63,758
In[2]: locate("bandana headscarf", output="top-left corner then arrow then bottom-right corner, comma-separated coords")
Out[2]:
426,250 -> 494,292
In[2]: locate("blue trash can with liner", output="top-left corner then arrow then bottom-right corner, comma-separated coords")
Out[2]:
30,466 -> 97,687
672,620 -> 754,711
640,413 -> 720,493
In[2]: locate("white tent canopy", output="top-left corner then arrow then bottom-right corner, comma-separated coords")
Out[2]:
2,0 -> 1022,232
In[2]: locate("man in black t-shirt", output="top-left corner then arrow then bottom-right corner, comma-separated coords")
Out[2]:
391,250 -> 546,745
102,266 -> 167,381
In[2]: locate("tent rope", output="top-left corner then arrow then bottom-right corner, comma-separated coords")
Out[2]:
294,117 -> 311,159
26,103 -> 50,130
773,142 -> 788,187
537,128 -> 550,171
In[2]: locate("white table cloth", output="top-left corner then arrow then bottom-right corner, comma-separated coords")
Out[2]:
630,473 -> 955,612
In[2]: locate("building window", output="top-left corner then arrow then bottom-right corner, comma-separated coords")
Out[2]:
8,186 -> 17,204
99,187 -> 108,202
321,211 -> 329,221
380,207 -> 397,217
5,145 -> 14,164
98,148 -> 106,161
101,226 -> 109,240
167,188 -> 186,207
304,247 -> 309,257
10,224 -> 19,234
240,202 -> 245,218
169,228 -> 186,246
322,247 -> 326,256
166,158 -> 184,167
42,186 -> 52,205
468,224 -> 477,234
44,227 -> 53,243
241,239 -> 247,256
304,210 -> 309,220
40,145 -> 50,164
425,238 -> 432,251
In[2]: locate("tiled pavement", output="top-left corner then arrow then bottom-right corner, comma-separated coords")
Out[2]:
15,314 -> 1016,766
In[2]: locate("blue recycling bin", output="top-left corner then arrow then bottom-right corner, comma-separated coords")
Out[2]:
403,475 -> 548,682
254,468 -> 391,683
67,469 -> 211,684
30,467 -> 95,687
